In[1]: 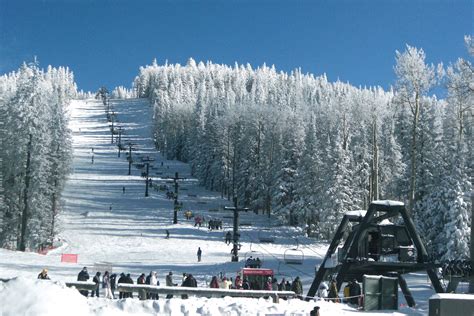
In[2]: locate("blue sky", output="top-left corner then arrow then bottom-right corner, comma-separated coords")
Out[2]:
1,0 -> 472,92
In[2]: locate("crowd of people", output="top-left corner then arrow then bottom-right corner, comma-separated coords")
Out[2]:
37,266 -> 366,311
74,267 -> 162,299
316,279 -> 362,307
38,267 -> 309,301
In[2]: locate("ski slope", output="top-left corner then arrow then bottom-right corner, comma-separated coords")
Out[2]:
0,99 -> 439,315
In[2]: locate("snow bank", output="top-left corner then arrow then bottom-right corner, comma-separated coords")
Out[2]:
0,277 -> 89,316
0,277 -> 363,315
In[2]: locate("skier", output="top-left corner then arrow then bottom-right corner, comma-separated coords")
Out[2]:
272,277 -> 278,291
210,276 -> 219,288
92,272 -> 101,297
278,278 -> 286,291
291,276 -> 303,299
242,277 -> 250,290
146,271 -> 159,299
103,271 -> 113,299
110,273 -> 117,299
327,280 -> 340,303
225,231 -> 232,245
264,277 -> 273,291
234,275 -> 243,289
197,247 -> 202,262
166,271 -> 177,298
117,273 -> 126,299
77,267 -> 90,297
220,277 -> 231,289
181,274 -> 197,299
165,229 -> 170,239
122,186 -> 125,194
349,278 -> 361,305
183,274 -> 197,287
37,268 -> 50,280
125,273 -> 134,298
137,273 -> 146,300
317,282 -> 328,299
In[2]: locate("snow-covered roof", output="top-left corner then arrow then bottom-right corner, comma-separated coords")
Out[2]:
379,219 -> 393,226
371,200 -> 405,207
345,210 -> 367,218
430,293 -> 474,300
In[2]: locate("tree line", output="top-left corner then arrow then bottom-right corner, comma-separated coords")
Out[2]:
133,38 -> 472,261
0,62 -> 76,251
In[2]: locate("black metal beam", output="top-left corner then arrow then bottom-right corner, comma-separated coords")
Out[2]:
306,215 -> 350,299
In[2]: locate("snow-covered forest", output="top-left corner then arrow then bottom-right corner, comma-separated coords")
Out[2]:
133,41 -> 472,261
0,62 -> 76,251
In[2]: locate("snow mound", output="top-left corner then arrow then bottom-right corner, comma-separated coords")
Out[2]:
0,277 -> 89,316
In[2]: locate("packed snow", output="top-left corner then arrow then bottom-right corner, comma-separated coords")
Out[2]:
0,99 -> 444,315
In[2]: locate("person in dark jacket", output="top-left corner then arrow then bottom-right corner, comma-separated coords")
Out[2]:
242,278 -> 250,290
110,273 -> 117,299
197,247 -> 202,262
349,278 -> 361,305
137,273 -> 146,300
182,274 -> 197,287
291,276 -> 303,299
38,269 -> 50,280
125,273 -> 134,298
117,273 -> 126,299
225,231 -> 232,245
77,267 -> 90,297
91,272 -> 101,297
181,274 -> 197,299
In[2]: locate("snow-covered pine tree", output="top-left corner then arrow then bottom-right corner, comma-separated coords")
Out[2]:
393,45 -> 437,215
0,62 -> 75,251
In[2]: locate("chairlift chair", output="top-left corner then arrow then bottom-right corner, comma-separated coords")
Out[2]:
244,244 -> 264,268
284,248 -> 304,265
258,229 -> 275,243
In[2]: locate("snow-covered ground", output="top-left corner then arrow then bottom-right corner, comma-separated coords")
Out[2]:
0,99 -> 439,315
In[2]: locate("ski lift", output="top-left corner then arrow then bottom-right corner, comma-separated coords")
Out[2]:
244,244 -> 264,268
284,247 -> 304,265
258,229 -> 275,243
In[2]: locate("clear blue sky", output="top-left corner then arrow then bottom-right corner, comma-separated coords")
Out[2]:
1,0 -> 472,92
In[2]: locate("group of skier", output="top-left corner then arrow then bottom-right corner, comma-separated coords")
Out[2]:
39,267 -> 310,302
316,279 -> 362,306
74,267 -> 162,299
208,274 -> 303,297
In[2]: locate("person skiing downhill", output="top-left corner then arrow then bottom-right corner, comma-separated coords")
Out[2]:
197,247 -> 202,262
